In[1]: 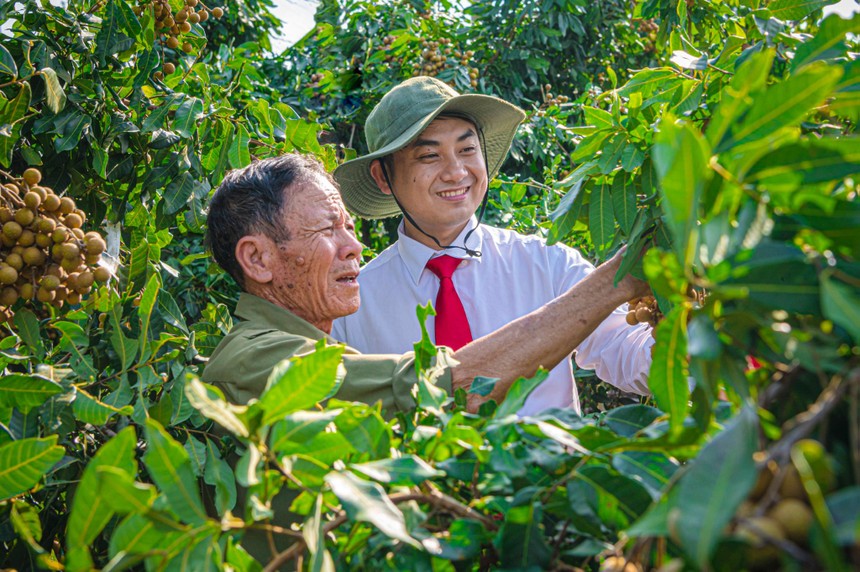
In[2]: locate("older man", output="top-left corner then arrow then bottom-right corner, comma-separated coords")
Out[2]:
332,76 -> 655,415
203,153 -> 649,415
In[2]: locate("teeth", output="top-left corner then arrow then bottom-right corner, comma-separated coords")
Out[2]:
438,188 -> 467,198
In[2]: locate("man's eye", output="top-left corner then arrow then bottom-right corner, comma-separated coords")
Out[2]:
419,153 -> 438,160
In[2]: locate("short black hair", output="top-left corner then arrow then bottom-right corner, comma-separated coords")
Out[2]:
205,154 -> 334,288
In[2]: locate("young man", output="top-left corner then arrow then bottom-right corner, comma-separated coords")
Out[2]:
332,77 -> 655,415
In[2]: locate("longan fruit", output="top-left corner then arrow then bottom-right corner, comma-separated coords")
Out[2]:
167,36 -> 180,49
60,242 -> 81,260
0,207 -> 12,223
67,290 -> 81,305
40,275 -> 60,291
22,168 -> 41,186
3,221 -> 23,240
182,41 -> 193,53
17,229 -> 35,247
635,306 -> 653,323
71,228 -> 84,240
85,253 -> 101,265
36,287 -> 55,303
212,7 -> 223,18
52,228 -> 68,244
14,208 -> 35,226
42,194 -> 61,212
0,265 -> 18,285
22,246 -> 47,266
64,213 -> 83,229
76,271 -> 95,289
23,191 -> 41,209
198,9 -> 208,22
19,282 -> 34,300
45,264 -> 65,279
35,233 -> 52,248
58,196 -> 76,215
5,253 -> 23,270
0,286 -> 18,306
164,62 -> 176,75
626,311 -> 638,326
85,234 -> 106,255
93,266 -> 111,283
38,217 -> 56,234
767,498 -> 813,544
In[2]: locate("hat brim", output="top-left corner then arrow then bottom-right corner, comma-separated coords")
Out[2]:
335,94 -> 526,219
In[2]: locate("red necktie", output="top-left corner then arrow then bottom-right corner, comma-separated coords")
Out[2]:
425,255 -> 472,350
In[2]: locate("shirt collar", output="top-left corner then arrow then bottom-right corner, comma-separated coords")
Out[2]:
396,216 -> 484,285
234,292 -> 337,342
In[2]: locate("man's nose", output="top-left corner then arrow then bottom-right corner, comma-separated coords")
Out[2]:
440,154 -> 468,181
339,228 -> 363,260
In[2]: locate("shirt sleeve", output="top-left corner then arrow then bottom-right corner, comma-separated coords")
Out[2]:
339,351 -> 453,412
548,242 -> 654,395
204,328 -> 452,413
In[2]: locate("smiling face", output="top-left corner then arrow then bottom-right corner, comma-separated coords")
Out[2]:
370,116 -> 488,248
265,175 -> 362,332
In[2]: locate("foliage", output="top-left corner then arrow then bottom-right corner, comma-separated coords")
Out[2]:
0,0 -> 858,571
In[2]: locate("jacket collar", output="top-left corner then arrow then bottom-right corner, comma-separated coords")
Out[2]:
396,216 -> 484,285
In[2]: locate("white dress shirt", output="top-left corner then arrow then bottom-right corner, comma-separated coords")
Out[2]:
332,217 -> 654,415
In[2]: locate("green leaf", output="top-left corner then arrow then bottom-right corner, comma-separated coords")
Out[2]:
96,465 -> 157,515
73,388 -> 133,425
163,171 -> 196,214
184,435 -> 207,477
158,289 -> 189,334
203,438 -> 236,515
821,270 -> 860,343
110,319 -> 139,373
497,503 -> 552,569
39,68 -> 66,114
611,173 -> 637,235
744,136 -> 860,186
493,370 -> 548,418
351,456 -> 444,486
137,273 -> 160,363
612,452 -> 679,497
12,308 -> 43,358
66,427 -> 137,556
653,116 -> 710,264
768,0 -> 838,21
94,0 -> 134,65
228,123 -> 251,169
603,404 -> 662,437
588,178 -> 614,251
647,305 -> 690,435
468,376 -> 498,397
133,49 -> 160,89
0,436 -> 64,501
142,418 -> 207,525
303,494 -> 334,572
671,405 -> 758,568
0,375 -> 63,413
547,177 -> 587,245
141,94 -> 181,132
185,378 -> 249,437
725,64 -> 842,150
325,471 -> 420,547
793,13 -> 860,70
0,82 -> 31,167
572,465 -> 653,529
53,111 -> 91,153
707,50 -> 774,149
255,344 -> 344,425
0,44 -> 17,77
173,97 -> 203,138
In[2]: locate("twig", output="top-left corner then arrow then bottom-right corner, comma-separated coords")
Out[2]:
766,368 -> 858,464
262,489 -> 497,572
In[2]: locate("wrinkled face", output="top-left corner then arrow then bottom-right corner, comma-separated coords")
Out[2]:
270,175 -> 362,332
380,116 -> 488,247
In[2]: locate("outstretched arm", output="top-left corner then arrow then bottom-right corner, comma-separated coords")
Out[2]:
450,247 -> 650,412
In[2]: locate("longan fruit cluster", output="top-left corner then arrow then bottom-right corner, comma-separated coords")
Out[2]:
415,38 -> 479,87
0,168 -> 110,323
132,0 -> 224,79
542,83 -> 570,107
730,446 -> 833,568
625,295 -> 662,329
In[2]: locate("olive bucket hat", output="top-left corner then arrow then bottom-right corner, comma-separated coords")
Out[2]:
334,76 -> 526,219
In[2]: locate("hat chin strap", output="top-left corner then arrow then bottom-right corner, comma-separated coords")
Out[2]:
378,129 -> 491,258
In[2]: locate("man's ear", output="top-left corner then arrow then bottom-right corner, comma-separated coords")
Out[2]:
235,235 -> 274,285
369,160 -> 392,196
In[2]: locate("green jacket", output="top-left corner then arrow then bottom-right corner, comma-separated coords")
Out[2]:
202,293 -> 453,411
